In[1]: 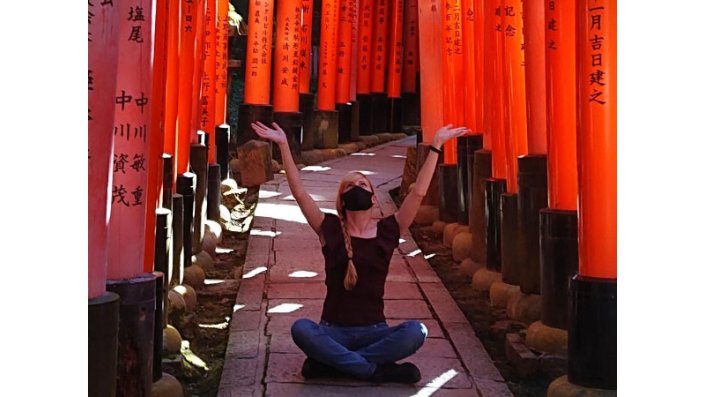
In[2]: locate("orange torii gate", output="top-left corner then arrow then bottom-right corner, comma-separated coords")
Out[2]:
299,0 -> 316,150
313,0 -> 341,148
561,0 -> 617,393
369,0 -> 390,133
104,2 -> 157,396
386,0 -> 404,133
88,3 -> 120,396
236,0 -> 275,148
335,0 -> 355,142
528,0 -> 579,361
272,0 -> 304,162
400,0 -> 420,126
356,0 -> 374,135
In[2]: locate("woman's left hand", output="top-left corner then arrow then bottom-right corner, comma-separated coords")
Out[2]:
432,124 -> 470,148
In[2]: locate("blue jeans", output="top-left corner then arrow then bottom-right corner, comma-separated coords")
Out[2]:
290,318 -> 428,380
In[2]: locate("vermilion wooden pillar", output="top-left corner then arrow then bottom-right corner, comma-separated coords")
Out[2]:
348,0 -> 360,141
469,0 -> 491,259
356,0 -> 374,135
273,0 -> 304,162
299,0 -> 316,149
438,0 -> 463,223
539,0 -> 578,333
237,0 -> 275,147
199,0 -> 217,161
401,0 -> 420,127
105,2 -> 157,396
417,0 -> 444,209
458,0 -> 479,226
501,0 -> 528,194
418,0 -> 444,143
314,0 -> 341,148
482,0 -> 508,272
369,0 -> 389,133
215,0 -> 230,126
336,0 -> 354,142
143,0 -> 169,275
386,0 -> 404,133
163,0 -> 181,187
558,0 -> 617,392
88,4 -> 120,396
191,0 -> 206,140
176,0 -> 199,173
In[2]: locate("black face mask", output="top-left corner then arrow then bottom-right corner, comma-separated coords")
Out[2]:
341,186 -> 374,211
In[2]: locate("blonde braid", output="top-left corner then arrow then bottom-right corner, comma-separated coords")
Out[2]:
340,217 -> 358,290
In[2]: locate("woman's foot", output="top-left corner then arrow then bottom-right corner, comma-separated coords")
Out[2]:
301,357 -> 344,379
371,362 -> 421,383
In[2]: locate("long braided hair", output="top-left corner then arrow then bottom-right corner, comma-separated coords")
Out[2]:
336,172 -> 376,290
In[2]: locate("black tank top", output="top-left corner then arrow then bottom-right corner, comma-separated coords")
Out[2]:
318,213 -> 400,326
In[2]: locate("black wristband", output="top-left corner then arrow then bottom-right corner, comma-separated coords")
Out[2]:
429,145 -> 442,155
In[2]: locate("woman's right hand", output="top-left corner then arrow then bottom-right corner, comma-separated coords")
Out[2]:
251,121 -> 288,145
432,124 -> 469,149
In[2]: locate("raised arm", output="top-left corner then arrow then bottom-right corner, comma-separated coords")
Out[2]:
251,122 -> 325,233
395,124 -> 469,233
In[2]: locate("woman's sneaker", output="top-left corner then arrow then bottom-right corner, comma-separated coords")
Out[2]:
371,362 -> 421,383
301,357 -> 344,379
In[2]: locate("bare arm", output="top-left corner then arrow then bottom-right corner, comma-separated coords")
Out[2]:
251,122 -> 325,233
395,124 -> 469,233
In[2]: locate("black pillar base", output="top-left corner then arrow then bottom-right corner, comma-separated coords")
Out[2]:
189,144 -> 208,254
176,173 -> 195,268
207,164 -> 221,221
438,164 -> 459,222
540,208 -> 578,330
470,150 -> 492,264
335,103 -> 353,143
463,135 -> 484,226
357,94 -> 373,135
456,137 -> 470,225
388,97 -> 403,133
312,110 -> 339,149
215,124 -> 231,180
401,90 -> 420,126
485,178 -> 506,272
154,208 -> 172,278
518,154 -> 548,295
235,103 -> 273,149
349,101 -> 360,142
170,194 -> 184,287
370,92 -> 388,133
500,192 -> 520,285
568,275 -> 617,390
273,111 -> 303,163
161,154 -> 173,210
152,272 -> 165,382
300,93 -> 316,151
89,292 -> 120,397
106,273 -> 157,397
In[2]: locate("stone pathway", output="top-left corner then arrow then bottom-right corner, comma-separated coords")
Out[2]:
217,136 -> 514,397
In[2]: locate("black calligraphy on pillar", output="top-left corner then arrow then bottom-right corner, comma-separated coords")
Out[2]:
131,186 -> 144,205
114,153 -> 129,173
114,123 -> 148,142
546,2 -> 558,51
588,4 -> 606,105
113,184 -> 130,206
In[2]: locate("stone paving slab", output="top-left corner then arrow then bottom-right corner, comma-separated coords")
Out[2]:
218,136 -> 513,397
383,282 -> 423,300
267,282 -> 327,299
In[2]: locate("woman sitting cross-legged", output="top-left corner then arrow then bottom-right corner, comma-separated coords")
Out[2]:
251,121 -> 469,383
